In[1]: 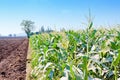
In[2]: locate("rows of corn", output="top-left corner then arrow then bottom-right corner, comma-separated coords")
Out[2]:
29,23 -> 120,80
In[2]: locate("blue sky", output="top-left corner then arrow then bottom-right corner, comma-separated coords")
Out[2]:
0,0 -> 120,35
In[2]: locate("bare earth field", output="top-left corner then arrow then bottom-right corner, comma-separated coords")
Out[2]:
0,38 -> 28,80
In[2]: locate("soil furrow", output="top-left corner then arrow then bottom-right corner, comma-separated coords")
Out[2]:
0,38 -> 28,80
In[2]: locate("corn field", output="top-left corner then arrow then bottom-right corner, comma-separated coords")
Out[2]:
29,23 -> 120,80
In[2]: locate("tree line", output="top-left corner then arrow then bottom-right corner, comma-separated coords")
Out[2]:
20,20 -> 54,38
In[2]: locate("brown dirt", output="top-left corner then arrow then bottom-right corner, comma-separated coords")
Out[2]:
0,38 -> 29,80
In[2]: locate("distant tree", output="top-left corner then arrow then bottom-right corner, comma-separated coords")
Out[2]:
39,26 -> 45,33
46,27 -> 49,33
46,26 -> 53,33
13,34 -> 16,37
35,32 -> 39,34
60,28 -> 66,32
20,20 -> 35,38
9,34 -> 12,37
41,26 -> 45,33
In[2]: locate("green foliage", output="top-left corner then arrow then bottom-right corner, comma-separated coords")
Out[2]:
29,25 -> 120,80
20,20 -> 35,38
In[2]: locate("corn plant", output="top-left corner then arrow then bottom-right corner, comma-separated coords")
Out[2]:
29,25 -> 120,80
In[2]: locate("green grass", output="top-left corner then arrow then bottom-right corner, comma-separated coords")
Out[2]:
29,23 -> 120,80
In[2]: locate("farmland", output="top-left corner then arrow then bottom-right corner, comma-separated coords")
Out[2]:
0,26 -> 120,80
0,38 -> 28,80
29,24 -> 120,80
0,0 -> 120,80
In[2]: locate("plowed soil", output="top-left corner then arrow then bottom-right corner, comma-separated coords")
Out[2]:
0,38 -> 28,80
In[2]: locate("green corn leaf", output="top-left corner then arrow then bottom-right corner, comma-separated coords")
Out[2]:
112,50 -> 120,66
89,22 -> 93,29
82,56 -> 89,80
